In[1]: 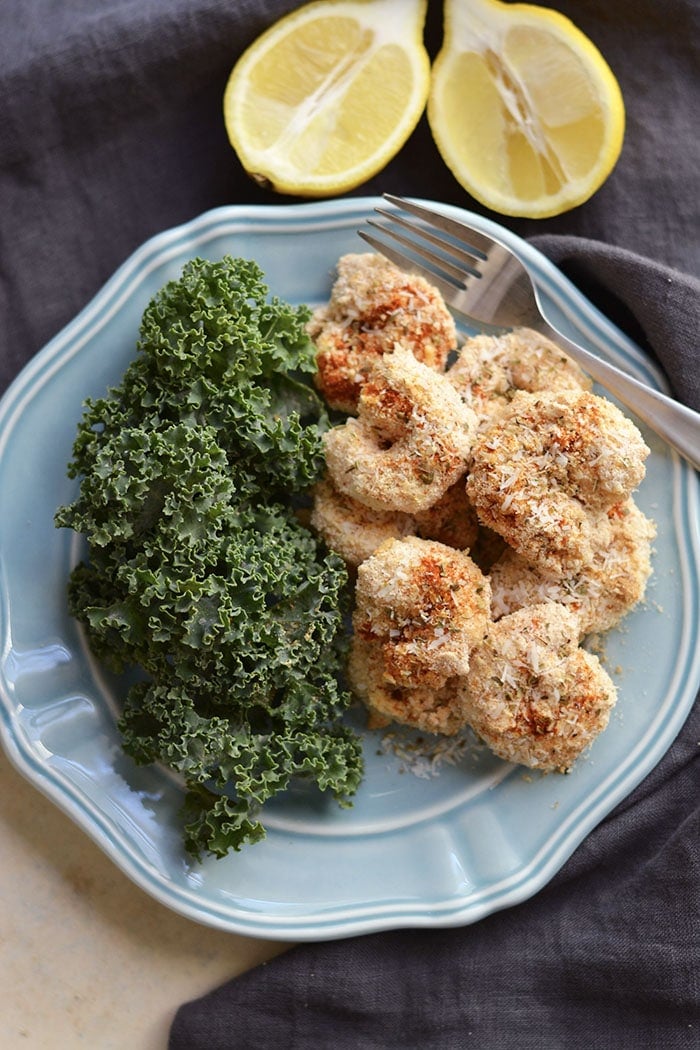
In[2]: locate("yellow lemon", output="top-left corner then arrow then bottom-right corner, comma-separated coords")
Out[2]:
428,0 -> 626,218
223,0 -> 430,197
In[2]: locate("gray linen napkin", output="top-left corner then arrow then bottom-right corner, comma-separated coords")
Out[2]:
530,237 -> 700,412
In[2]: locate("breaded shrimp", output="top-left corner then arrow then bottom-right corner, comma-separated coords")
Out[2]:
466,389 -> 649,575
489,499 -> 656,638
311,476 -> 479,570
462,603 -> 617,772
310,477 -> 415,569
447,327 -> 591,426
309,253 -> 457,413
353,537 -> 491,689
324,345 -> 478,514
348,635 -> 467,735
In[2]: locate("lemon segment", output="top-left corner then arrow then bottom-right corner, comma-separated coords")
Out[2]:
224,0 -> 430,197
428,0 -> 625,218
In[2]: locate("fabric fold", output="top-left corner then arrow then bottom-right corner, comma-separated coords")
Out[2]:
530,236 -> 700,411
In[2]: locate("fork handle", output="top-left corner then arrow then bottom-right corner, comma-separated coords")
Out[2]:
532,317 -> 700,472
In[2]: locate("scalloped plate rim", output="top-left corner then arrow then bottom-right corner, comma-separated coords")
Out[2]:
0,197 -> 698,941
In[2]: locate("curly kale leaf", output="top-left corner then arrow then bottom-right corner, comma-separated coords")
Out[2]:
119,681 -> 362,858
138,255 -> 317,381
67,256 -> 328,496
55,256 -> 363,857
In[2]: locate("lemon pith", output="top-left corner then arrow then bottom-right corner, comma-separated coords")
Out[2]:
224,0 -> 430,197
428,0 -> 625,218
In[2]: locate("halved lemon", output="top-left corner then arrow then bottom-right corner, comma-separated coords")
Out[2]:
223,0 -> 430,197
428,0 -> 626,218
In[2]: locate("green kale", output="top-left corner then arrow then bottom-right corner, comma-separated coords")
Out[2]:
55,256 -> 363,857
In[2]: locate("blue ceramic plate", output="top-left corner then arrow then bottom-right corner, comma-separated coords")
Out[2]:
1,199 -> 698,941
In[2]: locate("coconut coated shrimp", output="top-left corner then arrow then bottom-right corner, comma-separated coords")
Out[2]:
348,636 -> 467,735
447,327 -> 592,426
310,477 -> 415,569
466,389 -> 649,575
311,477 -> 480,569
352,536 -> 491,691
309,253 -> 457,413
324,345 -> 478,514
489,498 -> 656,638
461,603 -> 617,772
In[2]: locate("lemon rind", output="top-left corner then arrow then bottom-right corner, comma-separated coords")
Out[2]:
427,0 -> 625,218
223,0 -> 430,197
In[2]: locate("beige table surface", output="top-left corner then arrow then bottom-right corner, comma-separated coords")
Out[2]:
0,752 -> 290,1049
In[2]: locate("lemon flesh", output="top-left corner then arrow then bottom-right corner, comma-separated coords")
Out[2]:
224,0 -> 430,197
428,0 -> 625,218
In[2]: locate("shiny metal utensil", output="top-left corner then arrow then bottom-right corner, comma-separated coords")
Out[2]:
359,194 -> 700,472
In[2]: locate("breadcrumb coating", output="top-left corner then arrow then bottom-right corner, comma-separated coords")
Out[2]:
462,604 -> 617,772
309,253 -> 457,413
310,477 -> 415,569
348,635 -> 467,735
467,389 -> 649,575
324,345 -> 478,514
353,537 -> 491,690
310,476 -> 480,570
447,327 -> 592,426
489,498 -> 656,637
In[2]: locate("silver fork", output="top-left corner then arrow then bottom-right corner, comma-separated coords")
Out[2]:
359,194 -> 700,472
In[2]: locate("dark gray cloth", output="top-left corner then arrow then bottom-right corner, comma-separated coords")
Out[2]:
528,237 -> 700,412
1,1 -> 698,1048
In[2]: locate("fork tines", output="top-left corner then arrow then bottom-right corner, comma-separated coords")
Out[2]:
358,194 -> 490,298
